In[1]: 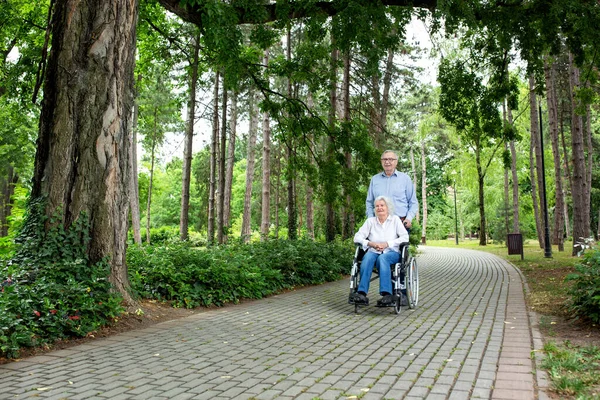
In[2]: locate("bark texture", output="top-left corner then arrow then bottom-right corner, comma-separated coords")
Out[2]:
0,167 -> 18,237
544,57 -> 564,250
130,76 -> 142,245
241,89 -> 258,243
180,33 -> 200,241
224,90 -> 237,243
528,75 -> 544,248
568,53 -> 590,253
260,49 -> 271,241
207,71 -> 219,244
32,0 -> 138,305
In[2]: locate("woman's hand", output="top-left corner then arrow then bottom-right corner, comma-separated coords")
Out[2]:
368,241 -> 388,252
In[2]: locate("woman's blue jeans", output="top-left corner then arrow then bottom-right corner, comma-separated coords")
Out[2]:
357,250 -> 400,296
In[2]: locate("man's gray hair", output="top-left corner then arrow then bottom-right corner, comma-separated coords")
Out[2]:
381,150 -> 398,159
374,195 -> 395,215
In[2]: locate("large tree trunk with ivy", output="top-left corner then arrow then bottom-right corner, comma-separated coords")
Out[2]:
30,0 -> 138,306
180,33 -> 200,241
241,89 -> 258,243
544,57 -> 564,251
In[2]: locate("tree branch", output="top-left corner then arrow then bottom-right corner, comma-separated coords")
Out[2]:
157,0 -> 437,28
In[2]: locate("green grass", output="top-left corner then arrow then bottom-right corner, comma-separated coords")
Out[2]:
541,341 -> 600,399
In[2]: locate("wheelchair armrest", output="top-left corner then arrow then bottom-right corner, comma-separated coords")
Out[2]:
353,243 -> 366,262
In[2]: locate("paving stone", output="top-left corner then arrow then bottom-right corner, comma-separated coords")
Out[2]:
0,247 -> 546,399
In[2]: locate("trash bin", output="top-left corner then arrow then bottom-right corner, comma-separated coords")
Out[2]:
507,233 -> 523,260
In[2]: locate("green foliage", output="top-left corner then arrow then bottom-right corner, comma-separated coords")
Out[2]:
127,239 -> 352,308
565,248 -> 600,323
0,199 -> 123,358
541,341 -> 600,399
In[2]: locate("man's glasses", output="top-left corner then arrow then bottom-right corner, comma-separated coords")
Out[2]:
381,158 -> 397,162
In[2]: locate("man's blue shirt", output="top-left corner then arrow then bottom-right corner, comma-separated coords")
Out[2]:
366,170 -> 418,220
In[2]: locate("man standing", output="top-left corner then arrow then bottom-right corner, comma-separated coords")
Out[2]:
366,150 -> 419,229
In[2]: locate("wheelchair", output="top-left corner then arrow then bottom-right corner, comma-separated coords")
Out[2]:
348,242 -> 418,314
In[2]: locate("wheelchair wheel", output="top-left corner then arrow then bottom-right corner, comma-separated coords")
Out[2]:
394,294 -> 402,314
406,256 -> 419,309
348,258 -> 361,313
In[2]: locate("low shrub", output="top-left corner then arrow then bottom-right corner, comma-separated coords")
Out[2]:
1,202 -> 124,359
565,248 -> 600,323
127,239 -> 353,308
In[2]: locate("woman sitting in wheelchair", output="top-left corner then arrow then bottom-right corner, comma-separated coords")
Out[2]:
351,195 -> 409,306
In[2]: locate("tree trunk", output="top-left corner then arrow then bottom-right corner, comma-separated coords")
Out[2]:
420,140 -> 427,245
370,74 -> 383,149
216,85 -> 228,244
503,142 -> 510,237
305,93 -> 315,240
223,90 -> 237,243
285,28 -> 297,240
0,166 -> 18,237
559,116 -> 572,239
207,72 -> 219,245
274,146 -> 281,240
501,102 -> 510,237
410,146 -> 419,224
544,57 -> 564,251
507,107 -> 519,233
476,149 -> 487,246
260,49 -> 271,241
529,75 -> 544,248
30,0 -> 138,305
145,126 -> 156,244
568,53 -> 590,253
129,75 -> 142,245
584,104 -> 592,232
180,33 -> 200,241
325,44 -> 339,242
341,51 -> 354,240
381,48 -> 394,130
241,88 -> 258,243
529,135 -> 543,248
